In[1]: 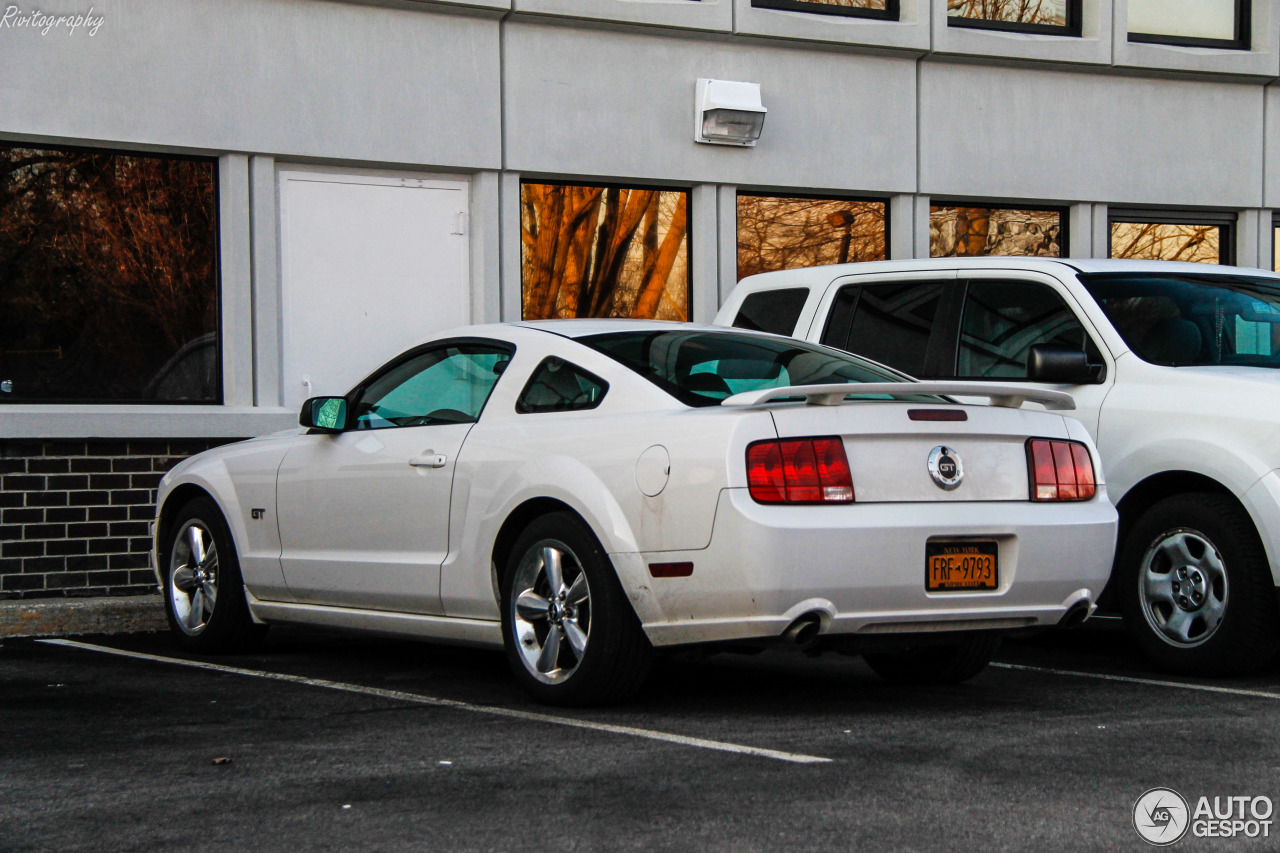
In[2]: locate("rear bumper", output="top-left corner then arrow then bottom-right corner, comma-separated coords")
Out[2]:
619,488 -> 1118,647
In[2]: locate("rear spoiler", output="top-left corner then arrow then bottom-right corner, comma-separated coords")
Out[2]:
720,382 -> 1076,411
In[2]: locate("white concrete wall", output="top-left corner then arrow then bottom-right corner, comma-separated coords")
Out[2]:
3,0 -> 1280,438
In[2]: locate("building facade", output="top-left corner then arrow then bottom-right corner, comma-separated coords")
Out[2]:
2,0 -> 1279,600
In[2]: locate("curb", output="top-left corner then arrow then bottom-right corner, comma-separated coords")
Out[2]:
0,595 -> 167,639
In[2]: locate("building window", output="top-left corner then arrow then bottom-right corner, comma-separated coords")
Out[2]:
1109,211 -> 1236,265
520,182 -> 689,321
1273,215 -> 1279,273
737,194 -> 886,281
1128,0 -> 1250,50
947,0 -> 1081,36
0,144 -> 219,404
749,0 -> 898,21
930,205 -> 1065,258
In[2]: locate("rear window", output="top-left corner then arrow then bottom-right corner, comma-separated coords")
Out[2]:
579,330 -> 928,408
732,288 -> 810,336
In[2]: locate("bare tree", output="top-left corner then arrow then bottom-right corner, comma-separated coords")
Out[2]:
736,196 -> 886,280
1111,222 -> 1221,264
521,184 -> 689,320
948,0 -> 1064,25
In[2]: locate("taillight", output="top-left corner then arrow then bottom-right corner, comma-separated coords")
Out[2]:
1027,439 -> 1096,501
747,437 -> 854,504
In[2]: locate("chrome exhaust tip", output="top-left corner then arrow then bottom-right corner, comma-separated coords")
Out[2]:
782,612 -> 823,646
1057,600 -> 1092,630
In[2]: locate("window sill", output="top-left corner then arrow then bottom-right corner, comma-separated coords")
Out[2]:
0,406 -> 298,439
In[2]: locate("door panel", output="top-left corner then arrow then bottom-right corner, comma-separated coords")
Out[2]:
275,424 -> 470,612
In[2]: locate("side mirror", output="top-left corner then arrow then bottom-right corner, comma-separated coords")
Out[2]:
300,396 -> 349,432
1027,344 -> 1103,384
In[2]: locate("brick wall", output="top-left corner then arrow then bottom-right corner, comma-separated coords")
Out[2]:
0,439 -> 243,600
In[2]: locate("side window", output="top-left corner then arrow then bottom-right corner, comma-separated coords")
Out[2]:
353,344 -> 512,430
732,288 -> 810,337
824,281 -> 945,377
957,281 -> 1089,379
516,358 -> 608,414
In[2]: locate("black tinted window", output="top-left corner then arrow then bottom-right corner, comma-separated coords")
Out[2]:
957,281 -> 1089,379
516,358 -> 608,413
838,282 -> 944,376
732,288 -> 810,336
1081,273 -> 1280,367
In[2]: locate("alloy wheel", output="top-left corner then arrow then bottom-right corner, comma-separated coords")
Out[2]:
1138,527 -> 1228,648
169,520 -> 219,636
510,540 -> 592,684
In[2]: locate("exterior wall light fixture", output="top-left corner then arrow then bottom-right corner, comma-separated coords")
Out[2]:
695,78 -> 766,147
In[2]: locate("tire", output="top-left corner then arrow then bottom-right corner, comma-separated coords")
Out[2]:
161,496 -> 267,654
864,633 -> 1001,685
500,512 -> 653,706
1118,492 -> 1278,676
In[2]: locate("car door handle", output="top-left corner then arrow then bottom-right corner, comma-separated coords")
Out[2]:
408,453 -> 448,469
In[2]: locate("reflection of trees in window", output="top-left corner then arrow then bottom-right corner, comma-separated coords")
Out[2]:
778,0 -> 886,7
948,0 -> 1066,25
1111,223 -> 1221,264
0,145 -> 218,402
737,195 -> 886,281
521,182 -> 688,321
930,206 -> 1062,258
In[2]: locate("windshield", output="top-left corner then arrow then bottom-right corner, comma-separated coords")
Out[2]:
579,330 -> 939,408
1081,273 -> 1280,368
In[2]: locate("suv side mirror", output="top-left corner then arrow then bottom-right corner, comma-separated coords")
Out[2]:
300,396 -> 349,432
1027,344 -> 1103,384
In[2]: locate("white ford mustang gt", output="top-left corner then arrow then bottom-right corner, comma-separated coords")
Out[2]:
153,321 -> 1117,704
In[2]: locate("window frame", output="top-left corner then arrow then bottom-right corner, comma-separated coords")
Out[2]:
1127,0 -> 1251,50
929,201 -> 1070,259
344,337 -> 515,431
749,0 -> 899,21
0,140 -> 223,406
1108,209 -> 1238,266
519,177 -> 692,322
946,0 -> 1082,37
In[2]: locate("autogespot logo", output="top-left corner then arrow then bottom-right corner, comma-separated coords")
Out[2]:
1134,788 -> 1190,846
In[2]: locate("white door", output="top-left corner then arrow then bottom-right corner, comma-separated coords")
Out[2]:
278,168 -> 470,409
275,342 -> 514,613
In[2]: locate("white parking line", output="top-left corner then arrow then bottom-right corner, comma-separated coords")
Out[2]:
991,662 -> 1280,700
39,639 -> 832,765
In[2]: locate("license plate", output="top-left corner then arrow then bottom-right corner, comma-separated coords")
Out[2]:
926,541 -> 998,592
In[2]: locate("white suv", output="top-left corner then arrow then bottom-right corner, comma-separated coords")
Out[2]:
716,257 -> 1280,676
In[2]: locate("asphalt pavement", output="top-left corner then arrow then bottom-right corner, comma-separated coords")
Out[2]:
4,624 -> 1280,852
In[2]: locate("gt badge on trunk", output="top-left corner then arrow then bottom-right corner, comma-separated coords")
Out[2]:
928,445 -> 963,491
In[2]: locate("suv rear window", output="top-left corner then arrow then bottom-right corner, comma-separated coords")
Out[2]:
732,288 -> 810,336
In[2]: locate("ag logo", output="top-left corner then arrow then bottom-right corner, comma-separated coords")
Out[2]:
1134,787 -> 1190,846
927,446 -> 963,491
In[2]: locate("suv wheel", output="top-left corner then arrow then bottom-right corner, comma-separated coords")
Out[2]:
1119,493 -> 1278,675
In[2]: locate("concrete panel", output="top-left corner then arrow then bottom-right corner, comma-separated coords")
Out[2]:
504,22 -> 918,193
1266,85 -> 1280,208
931,0 -> 1113,66
0,0 -> 501,168
513,0 -> 732,33
920,62 -> 1264,207
733,0 -> 929,53
1113,0 -> 1280,79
